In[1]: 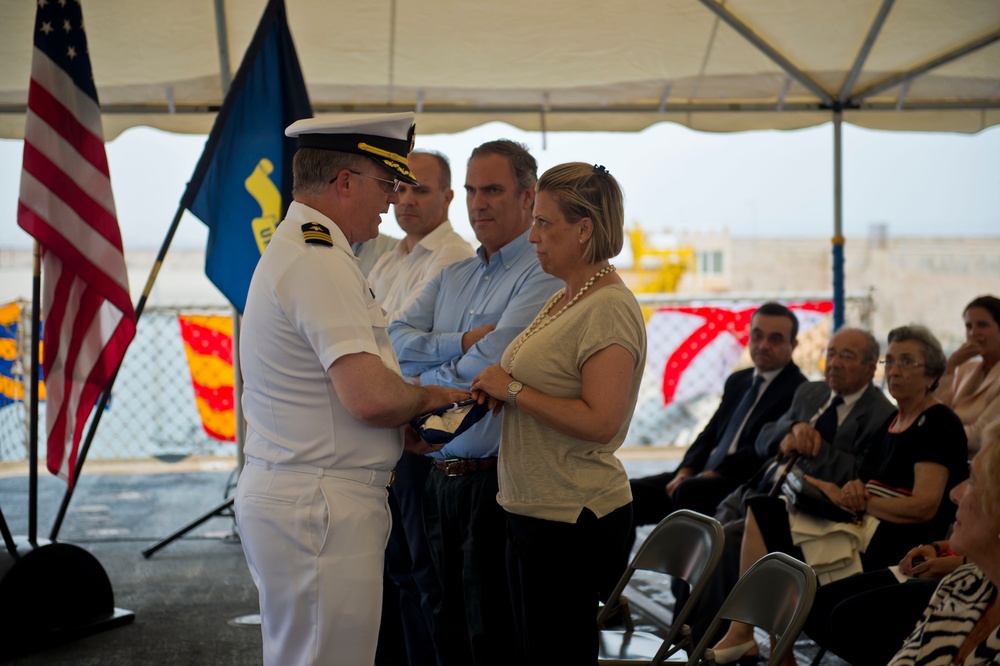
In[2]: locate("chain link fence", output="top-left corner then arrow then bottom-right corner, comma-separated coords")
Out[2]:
1,293 -> 874,463
1,302 -> 236,463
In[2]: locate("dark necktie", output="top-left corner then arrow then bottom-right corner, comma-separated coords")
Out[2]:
813,395 -> 844,443
706,374 -> 765,471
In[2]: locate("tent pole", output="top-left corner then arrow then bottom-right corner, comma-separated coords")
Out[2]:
832,110 -> 845,331
213,0 -> 233,92
49,205 -> 186,541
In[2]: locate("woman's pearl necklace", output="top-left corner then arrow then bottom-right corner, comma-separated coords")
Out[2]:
508,264 -> 616,373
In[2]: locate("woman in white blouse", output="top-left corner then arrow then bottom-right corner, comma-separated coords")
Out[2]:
936,295 -> 1000,454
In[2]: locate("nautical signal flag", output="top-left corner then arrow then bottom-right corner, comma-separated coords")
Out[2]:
178,315 -> 236,442
1,302 -> 48,408
647,301 -> 833,405
1,302 -> 21,409
181,0 -> 312,313
17,0 -> 136,485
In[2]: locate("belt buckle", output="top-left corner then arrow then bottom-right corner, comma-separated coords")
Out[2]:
442,458 -> 462,477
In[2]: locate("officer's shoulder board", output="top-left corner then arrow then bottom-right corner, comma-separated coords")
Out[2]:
301,222 -> 333,247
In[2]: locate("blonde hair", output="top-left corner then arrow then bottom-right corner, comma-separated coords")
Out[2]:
980,420 -> 1000,513
535,163 -> 624,263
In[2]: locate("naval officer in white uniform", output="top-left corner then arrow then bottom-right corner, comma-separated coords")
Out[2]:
235,112 -> 469,666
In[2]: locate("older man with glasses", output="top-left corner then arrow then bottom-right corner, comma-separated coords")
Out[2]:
679,326 -> 898,646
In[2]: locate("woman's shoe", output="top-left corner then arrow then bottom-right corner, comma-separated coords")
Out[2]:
708,639 -> 759,665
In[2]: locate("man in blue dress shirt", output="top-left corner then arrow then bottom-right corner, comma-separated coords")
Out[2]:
389,140 -> 560,666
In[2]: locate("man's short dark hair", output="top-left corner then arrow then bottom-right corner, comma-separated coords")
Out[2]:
411,149 -> 451,190
468,140 -> 537,193
753,301 -> 799,342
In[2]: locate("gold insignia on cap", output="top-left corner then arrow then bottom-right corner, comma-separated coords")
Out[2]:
357,142 -> 409,166
302,222 -> 333,247
382,159 -> 416,179
408,124 -> 416,154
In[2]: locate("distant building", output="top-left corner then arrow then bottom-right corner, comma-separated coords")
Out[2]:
616,225 -> 1000,351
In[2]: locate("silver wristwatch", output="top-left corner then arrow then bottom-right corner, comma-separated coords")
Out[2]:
507,381 -> 524,406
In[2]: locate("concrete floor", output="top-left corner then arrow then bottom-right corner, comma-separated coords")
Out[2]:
1,465 -> 260,665
0,454 -> 844,665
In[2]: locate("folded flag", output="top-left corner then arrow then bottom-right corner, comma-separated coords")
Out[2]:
411,400 -> 490,445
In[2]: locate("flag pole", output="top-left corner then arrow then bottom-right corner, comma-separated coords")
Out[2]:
9,242 -> 43,552
27,242 -> 42,546
49,205 -> 186,541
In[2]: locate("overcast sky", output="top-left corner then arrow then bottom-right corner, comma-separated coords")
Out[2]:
2,120 -> 998,251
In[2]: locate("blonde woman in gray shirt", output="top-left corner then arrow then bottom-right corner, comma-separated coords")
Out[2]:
472,162 -> 646,666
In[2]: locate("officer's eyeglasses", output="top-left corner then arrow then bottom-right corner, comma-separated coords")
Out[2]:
345,169 -> 403,193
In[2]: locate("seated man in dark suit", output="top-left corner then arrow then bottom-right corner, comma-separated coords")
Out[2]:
626,302 -> 807,563
682,326 -> 897,644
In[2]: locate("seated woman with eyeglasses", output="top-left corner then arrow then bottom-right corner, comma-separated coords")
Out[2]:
708,325 -> 969,665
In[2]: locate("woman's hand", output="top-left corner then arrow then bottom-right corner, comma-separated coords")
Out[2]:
946,340 -> 982,373
908,555 -> 964,579
802,474 -> 843,501
471,365 -> 514,416
804,474 -> 867,512
898,544 -> 938,577
836,478 -> 870,512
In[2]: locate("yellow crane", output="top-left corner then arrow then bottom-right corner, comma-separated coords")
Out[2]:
626,224 -> 697,294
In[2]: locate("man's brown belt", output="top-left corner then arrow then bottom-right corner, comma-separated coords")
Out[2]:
432,457 -> 498,477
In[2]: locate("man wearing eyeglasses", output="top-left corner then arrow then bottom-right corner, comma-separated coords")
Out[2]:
755,327 -> 896,478
682,327 -> 897,645
235,113 -> 470,666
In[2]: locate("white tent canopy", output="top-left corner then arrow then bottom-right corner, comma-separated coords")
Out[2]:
1,0 -> 998,140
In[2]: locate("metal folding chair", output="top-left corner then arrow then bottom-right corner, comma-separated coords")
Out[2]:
598,509 -> 726,665
685,552 -> 818,666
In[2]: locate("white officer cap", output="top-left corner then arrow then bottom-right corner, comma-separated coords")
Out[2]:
285,112 -> 418,185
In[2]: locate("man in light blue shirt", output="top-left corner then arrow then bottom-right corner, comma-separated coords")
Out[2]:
389,140 -> 560,666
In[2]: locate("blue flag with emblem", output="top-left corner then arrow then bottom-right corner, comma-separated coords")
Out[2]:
181,0 -> 311,313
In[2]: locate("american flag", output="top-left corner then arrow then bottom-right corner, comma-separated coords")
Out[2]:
17,0 -> 136,486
